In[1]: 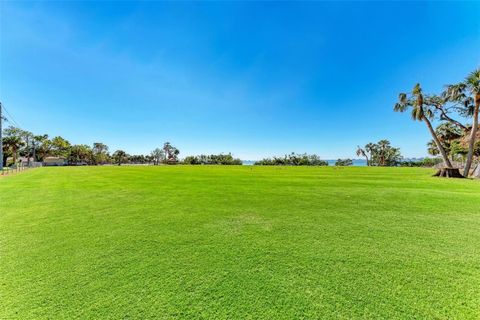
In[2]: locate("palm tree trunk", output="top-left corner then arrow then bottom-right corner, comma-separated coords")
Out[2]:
26,136 -> 30,167
463,97 -> 479,176
13,147 -> 18,164
423,116 -> 453,168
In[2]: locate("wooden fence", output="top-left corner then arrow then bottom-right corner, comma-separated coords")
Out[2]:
1,162 -> 43,176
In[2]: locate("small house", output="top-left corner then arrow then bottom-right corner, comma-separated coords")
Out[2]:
44,156 -> 67,166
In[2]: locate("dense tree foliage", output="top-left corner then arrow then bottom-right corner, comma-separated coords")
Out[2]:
1,127 -> 247,167
163,142 -> 180,164
67,145 -> 93,165
183,153 -> 242,165
394,68 -> 479,177
335,159 -> 353,166
400,158 -> 443,167
92,143 -> 109,165
150,148 -> 165,165
426,123 -> 480,162
1,126 -> 184,167
128,154 -> 150,164
356,140 -> 402,167
112,150 -> 128,166
255,153 -> 328,166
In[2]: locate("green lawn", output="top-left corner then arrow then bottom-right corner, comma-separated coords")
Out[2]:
1,166 -> 479,319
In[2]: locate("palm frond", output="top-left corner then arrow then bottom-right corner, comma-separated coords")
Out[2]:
412,83 -> 422,95
465,68 -> 480,93
424,108 -> 434,120
411,107 -> 420,120
443,83 -> 466,101
394,102 -> 408,112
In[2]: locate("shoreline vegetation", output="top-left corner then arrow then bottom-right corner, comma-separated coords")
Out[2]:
1,70 -> 479,176
0,130 -> 463,169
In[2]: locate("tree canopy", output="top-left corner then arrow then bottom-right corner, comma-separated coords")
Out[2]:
255,153 -> 328,166
394,68 -> 480,177
356,140 -> 402,167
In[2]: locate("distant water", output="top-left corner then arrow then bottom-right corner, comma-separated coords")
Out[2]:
242,159 -> 367,166
326,159 -> 367,166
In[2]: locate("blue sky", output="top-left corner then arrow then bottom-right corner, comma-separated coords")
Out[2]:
1,1 -> 479,160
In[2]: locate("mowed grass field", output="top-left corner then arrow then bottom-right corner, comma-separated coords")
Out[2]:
1,166 -> 480,319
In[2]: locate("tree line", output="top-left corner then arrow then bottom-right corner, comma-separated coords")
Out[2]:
5,65 -> 478,173
1,127 -> 183,166
254,153 -> 329,166
183,154 -> 242,165
1,126 -> 405,168
1,125 -> 445,169
1,127 -> 247,167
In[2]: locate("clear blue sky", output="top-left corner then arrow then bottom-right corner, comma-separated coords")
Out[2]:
1,1 -> 479,160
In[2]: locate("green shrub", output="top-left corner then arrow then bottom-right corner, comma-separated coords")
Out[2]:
400,158 -> 443,167
335,159 -> 353,166
183,153 -> 242,165
255,153 -> 328,166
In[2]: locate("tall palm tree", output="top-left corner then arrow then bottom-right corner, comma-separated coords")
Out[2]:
463,69 -> 480,176
365,143 -> 377,166
394,84 -> 453,168
377,140 -> 390,166
356,146 -> 369,166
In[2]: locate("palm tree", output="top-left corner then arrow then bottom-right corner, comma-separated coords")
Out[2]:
427,140 -> 439,157
356,146 -> 369,166
365,143 -> 377,166
443,83 -> 474,123
463,69 -> 480,176
377,140 -> 390,166
3,136 -> 24,165
394,83 -> 453,168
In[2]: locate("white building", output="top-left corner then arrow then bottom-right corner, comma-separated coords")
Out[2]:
43,156 -> 67,166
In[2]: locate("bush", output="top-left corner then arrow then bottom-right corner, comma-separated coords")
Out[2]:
183,154 -> 242,165
400,158 -> 443,167
335,159 -> 353,166
255,153 -> 328,166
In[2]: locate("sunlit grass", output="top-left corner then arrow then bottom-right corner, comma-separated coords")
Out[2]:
1,166 -> 479,319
